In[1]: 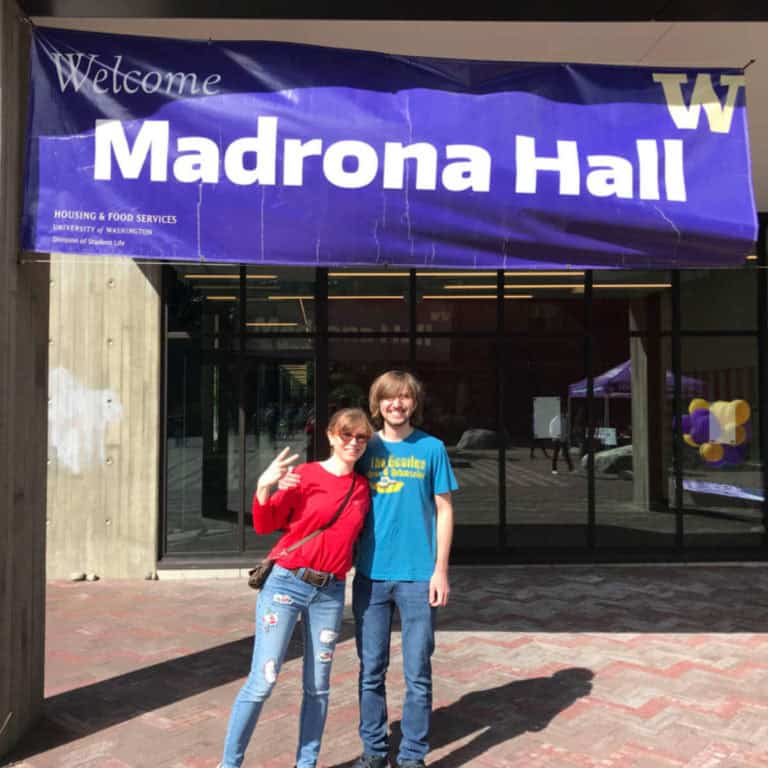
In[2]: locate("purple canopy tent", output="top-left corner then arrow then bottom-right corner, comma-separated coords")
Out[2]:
568,359 -> 704,398
568,359 -> 705,426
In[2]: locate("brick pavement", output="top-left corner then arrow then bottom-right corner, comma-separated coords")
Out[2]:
5,566 -> 768,768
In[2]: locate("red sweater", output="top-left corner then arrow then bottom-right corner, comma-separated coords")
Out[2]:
252,463 -> 370,579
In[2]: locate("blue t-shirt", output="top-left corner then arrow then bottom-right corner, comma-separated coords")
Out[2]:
355,429 -> 458,581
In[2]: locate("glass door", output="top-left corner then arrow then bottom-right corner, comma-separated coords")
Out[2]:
244,357 -> 314,553
165,343 -> 241,554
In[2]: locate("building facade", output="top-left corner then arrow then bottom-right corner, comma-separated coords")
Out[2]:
30,17 -> 768,578
5,4 -> 768,757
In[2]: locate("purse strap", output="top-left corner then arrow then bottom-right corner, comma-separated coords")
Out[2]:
276,472 -> 357,557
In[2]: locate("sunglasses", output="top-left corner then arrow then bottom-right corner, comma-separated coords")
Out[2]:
338,431 -> 370,444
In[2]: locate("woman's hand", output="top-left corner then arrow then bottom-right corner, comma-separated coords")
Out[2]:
278,469 -> 301,491
257,447 -> 300,497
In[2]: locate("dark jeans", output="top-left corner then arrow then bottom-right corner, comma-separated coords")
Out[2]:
552,440 -> 573,471
353,573 -> 436,762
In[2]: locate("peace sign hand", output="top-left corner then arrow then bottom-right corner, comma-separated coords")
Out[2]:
258,446 -> 300,492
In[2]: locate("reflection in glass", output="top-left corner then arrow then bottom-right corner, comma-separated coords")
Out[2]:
503,338 -> 588,548
416,271 -> 497,332
165,340 -> 239,554
591,335 -> 675,547
680,337 -> 764,546
592,271 -> 670,334
245,267 -> 316,333
328,270 -> 409,331
680,268 -> 757,332
244,358 -> 314,553
503,271 -> 585,333
329,338 -> 409,413
417,340 -> 498,548
166,265 -> 239,346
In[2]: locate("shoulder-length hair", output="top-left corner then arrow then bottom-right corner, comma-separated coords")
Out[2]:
368,370 -> 424,425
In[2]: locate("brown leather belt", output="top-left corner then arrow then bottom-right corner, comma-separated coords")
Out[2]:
288,567 -> 333,588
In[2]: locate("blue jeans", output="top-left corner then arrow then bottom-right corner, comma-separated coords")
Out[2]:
221,565 -> 345,768
353,574 -> 436,763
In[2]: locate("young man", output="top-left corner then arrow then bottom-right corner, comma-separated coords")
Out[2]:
353,370 -> 457,768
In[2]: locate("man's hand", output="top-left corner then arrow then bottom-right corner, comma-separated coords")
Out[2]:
429,569 -> 450,607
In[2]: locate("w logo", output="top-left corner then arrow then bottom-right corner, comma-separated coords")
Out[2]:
653,73 -> 746,134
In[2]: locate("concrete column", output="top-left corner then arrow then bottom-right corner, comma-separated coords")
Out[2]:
629,295 -> 665,511
0,3 -> 48,757
46,257 -> 162,579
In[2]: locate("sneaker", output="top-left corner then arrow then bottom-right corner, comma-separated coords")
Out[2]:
353,756 -> 389,768
397,762 -> 427,768
551,469 -> 558,475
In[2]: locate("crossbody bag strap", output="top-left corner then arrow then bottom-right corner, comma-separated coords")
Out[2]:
277,472 -> 357,557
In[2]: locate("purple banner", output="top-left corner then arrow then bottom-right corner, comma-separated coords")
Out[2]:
22,27 -> 757,268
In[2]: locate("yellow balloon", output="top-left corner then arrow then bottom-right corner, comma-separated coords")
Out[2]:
732,399 -> 751,426
734,425 -> 747,446
683,433 -> 699,447
688,398 -> 710,415
700,442 -> 724,462
720,421 -> 737,444
709,401 -> 727,423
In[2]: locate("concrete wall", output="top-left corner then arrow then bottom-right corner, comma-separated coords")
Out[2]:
46,257 -> 162,579
0,2 -> 48,756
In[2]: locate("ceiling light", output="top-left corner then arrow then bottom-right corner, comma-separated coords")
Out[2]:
504,271 -> 585,276
329,295 -> 405,300
329,271 -> 409,277
443,284 -> 497,290
246,322 -> 300,327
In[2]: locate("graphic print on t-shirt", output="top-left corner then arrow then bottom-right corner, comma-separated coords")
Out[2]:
367,454 -> 427,494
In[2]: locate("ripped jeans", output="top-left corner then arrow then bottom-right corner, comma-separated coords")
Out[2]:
221,565 -> 345,768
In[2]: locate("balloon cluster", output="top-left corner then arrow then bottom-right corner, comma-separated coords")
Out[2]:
681,398 -> 751,467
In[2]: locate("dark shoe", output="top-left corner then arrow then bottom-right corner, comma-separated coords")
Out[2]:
397,761 -> 427,768
354,756 -> 389,768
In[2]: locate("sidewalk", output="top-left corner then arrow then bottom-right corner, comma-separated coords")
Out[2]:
6,565 -> 768,768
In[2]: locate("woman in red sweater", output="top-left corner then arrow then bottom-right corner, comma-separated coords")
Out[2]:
220,408 -> 373,768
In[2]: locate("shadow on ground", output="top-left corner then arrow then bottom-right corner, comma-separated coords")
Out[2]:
8,564 -> 768,763
330,668 -> 594,768
7,621 -> 355,761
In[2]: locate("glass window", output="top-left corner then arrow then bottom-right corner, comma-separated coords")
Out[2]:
679,336 -> 764,547
416,271 -> 497,332
328,338 -> 409,412
680,268 -> 758,332
166,265 -> 240,348
244,357 -> 314,553
502,337 -> 588,548
245,267 -> 316,333
592,271 -> 671,334
165,340 -> 240,554
328,269 -> 409,331
503,271 -> 585,333
591,334 -> 675,548
417,340 -> 498,548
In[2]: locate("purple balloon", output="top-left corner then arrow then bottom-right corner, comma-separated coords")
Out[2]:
690,412 -> 710,445
681,414 -> 692,433
722,444 -> 747,465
